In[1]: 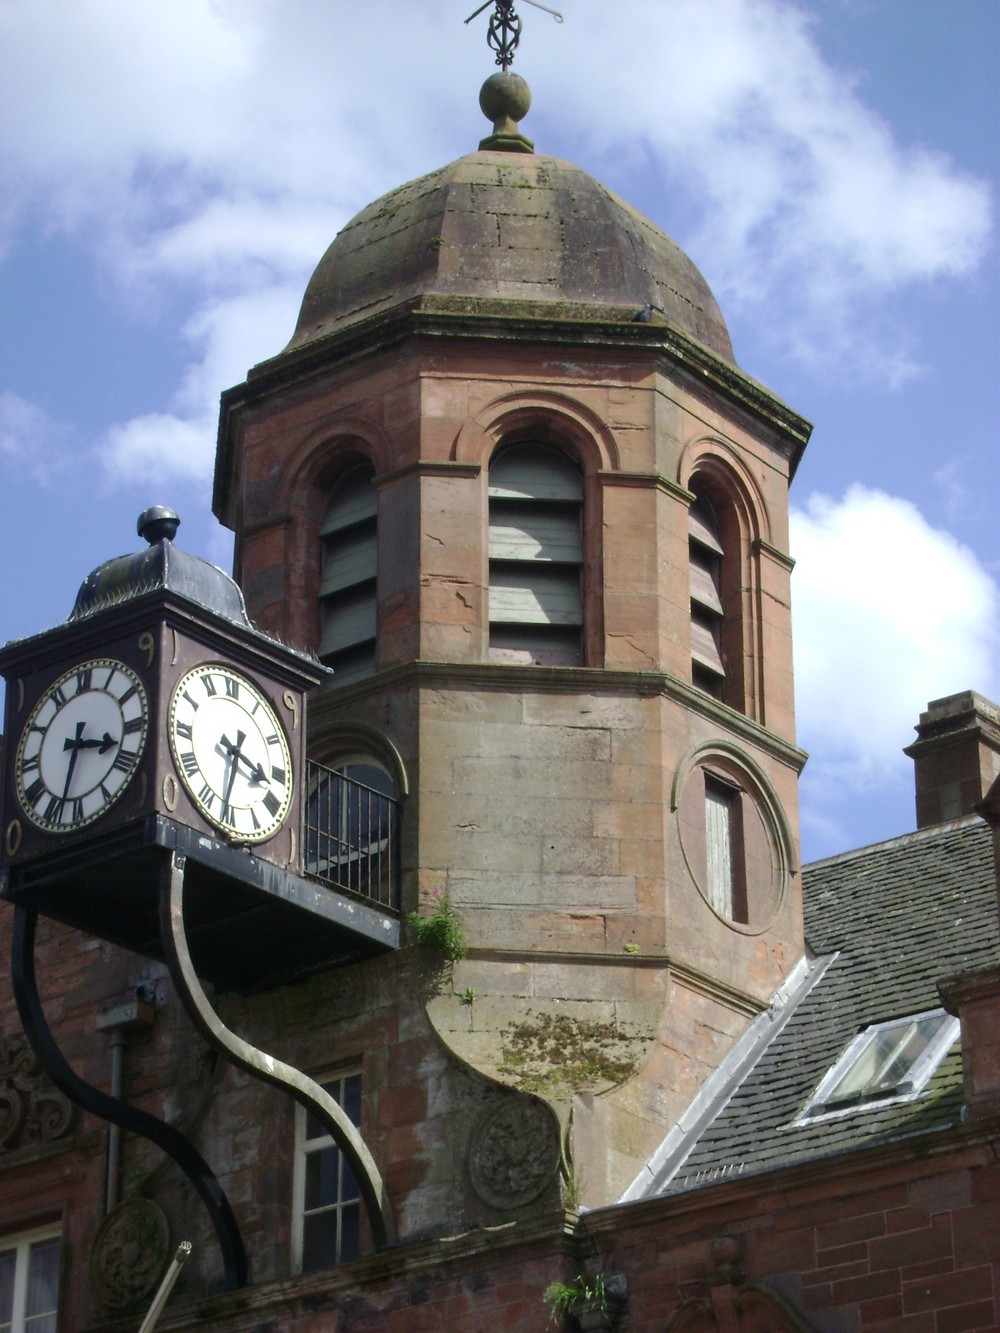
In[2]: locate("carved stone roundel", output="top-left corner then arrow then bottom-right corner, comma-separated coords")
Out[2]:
468,1096 -> 561,1209
90,1198 -> 171,1314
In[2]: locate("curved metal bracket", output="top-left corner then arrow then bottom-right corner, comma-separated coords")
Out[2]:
10,904 -> 247,1290
159,853 -> 395,1250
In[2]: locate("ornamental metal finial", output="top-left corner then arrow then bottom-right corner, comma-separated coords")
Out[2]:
465,0 -> 563,72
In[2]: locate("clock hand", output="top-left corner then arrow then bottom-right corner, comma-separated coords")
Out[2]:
220,734 -> 268,785
219,730 -> 246,812
69,731 -> 117,753
61,721 -> 86,799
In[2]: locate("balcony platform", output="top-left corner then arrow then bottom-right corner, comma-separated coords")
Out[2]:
0,814 -> 399,992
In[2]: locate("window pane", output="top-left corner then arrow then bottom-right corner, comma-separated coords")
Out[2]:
828,1015 -> 947,1103
339,1204 -> 361,1263
25,1241 -> 59,1322
0,1248 -> 15,1326
341,1073 -> 362,1126
705,780 -> 735,916
305,1145 -> 342,1209
302,1209 -> 340,1273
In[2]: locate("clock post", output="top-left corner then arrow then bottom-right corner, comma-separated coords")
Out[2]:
0,507 -> 398,1289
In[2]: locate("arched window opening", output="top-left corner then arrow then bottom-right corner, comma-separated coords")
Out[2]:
319,465 -> 377,682
304,757 -> 397,908
488,443 -> 583,666
688,493 -> 726,698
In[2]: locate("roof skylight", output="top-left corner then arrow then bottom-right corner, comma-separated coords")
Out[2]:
799,1009 -> 959,1120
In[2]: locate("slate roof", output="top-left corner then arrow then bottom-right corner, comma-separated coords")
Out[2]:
632,815 -> 999,1198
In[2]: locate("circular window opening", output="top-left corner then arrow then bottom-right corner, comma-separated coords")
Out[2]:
676,756 -> 785,933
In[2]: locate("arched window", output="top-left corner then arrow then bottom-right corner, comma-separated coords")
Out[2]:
319,465 -> 377,681
304,757 -> 397,907
688,492 -> 727,698
488,443 -> 583,666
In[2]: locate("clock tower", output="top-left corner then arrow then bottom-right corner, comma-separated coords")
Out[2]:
213,70 -> 810,1216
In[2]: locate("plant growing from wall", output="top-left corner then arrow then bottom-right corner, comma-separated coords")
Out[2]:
407,889 -> 467,961
543,1271 -> 627,1330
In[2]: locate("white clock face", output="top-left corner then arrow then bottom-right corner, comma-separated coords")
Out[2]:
168,664 -> 293,842
15,658 -> 149,833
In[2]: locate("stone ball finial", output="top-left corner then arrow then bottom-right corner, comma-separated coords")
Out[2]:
137,506 -> 181,545
479,71 -> 534,154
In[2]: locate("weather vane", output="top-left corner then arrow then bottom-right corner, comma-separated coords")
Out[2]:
465,0 -> 563,71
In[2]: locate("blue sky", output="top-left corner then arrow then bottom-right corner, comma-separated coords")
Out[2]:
0,0 -> 997,861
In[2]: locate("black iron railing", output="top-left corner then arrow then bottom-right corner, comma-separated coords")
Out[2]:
303,760 -> 399,911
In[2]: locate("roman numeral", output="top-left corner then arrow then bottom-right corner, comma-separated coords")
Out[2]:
117,684 -> 137,705
271,765 -> 286,785
100,783 -> 112,803
198,783 -> 215,812
181,691 -> 198,712
112,748 -> 137,773
203,675 -> 218,697
76,667 -> 93,692
224,676 -> 239,699
105,667 -> 116,688
266,733 -> 279,746
221,802 -> 236,826
44,795 -> 65,824
123,716 -> 143,734
25,778 -> 45,807
180,752 -> 199,777
250,807 -> 261,831
262,790 -> 281,817
71,798 -> 84,823
175,720 -> 192,740
51,685 -> 67,708
21,755 -> 39,773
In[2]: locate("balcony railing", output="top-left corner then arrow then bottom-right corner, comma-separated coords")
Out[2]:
302,759 -> 400,911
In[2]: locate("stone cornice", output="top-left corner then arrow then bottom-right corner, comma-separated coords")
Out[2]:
581,1114 -> 1000,1237
600,470 -> 694,504
309,660 -> 808,773
143,1209 -> 579,1332
378,458 -> 482,486
754,537 -> 796,571
214,300 -> 812,525
464,948 -> 766,1018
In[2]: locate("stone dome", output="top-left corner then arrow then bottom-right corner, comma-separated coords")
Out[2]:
287,151 -> 734,362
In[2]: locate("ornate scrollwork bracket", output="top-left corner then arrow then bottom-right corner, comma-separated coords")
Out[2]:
10,904 -> 247,1291
159,852 -> 395,1251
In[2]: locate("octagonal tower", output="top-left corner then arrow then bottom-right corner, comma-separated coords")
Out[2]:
214,76 -> 809,1223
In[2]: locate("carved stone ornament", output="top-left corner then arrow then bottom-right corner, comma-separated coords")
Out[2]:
0,1035 -> 74,1151
90,1197 -> 171,1314
664,1234 -> 820,1332
468,1095 -> 561,1209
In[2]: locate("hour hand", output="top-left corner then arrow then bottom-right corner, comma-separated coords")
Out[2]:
220,733 -> 267,785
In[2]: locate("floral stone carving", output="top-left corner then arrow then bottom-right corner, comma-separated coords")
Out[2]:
468,1095 -> 561,1209
90,1197 -> 171,1314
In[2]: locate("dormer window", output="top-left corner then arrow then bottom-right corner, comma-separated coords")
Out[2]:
799,1009 -> 959,1120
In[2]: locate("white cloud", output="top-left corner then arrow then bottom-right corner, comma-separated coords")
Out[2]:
791,485 -> 1000,848
0,0 -> 991,495
0,391 -> 71,481
533,1 -> 991,380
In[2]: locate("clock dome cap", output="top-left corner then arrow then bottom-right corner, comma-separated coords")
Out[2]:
70,508 -> 252,626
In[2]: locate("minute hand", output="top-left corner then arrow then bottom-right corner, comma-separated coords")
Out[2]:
220,734 -> 267,785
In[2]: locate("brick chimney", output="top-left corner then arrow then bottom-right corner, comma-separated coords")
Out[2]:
904,691 -> 1000,829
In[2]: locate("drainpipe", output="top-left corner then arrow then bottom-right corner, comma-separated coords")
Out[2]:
96,993 -> 156,1217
